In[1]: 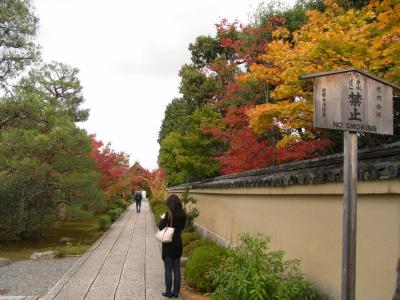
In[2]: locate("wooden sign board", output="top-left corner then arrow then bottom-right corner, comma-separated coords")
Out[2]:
312,70 -> 394,135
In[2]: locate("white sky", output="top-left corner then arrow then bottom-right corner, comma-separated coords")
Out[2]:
33,0 -> 295,170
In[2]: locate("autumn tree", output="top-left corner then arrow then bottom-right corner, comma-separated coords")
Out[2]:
89,136 -> 130,200
246,0 -> 400,150
158,0 -> 399,182
141,168 -> 167,201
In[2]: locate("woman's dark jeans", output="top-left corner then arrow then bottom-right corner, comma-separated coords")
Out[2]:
164,256 -> 181,295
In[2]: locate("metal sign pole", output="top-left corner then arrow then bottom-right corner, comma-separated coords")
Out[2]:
341,131 -> 358,300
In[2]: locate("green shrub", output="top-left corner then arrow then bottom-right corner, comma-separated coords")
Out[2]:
65,205 -> 93,221
153,203 -> 168,224
209,234 -> 319,300
112,199 -> 128,210
118,200 -> 129,210
183,239 -> 215,256
90,200 -> 112,216
107,208 -> 123,222
98,215 -> 112,231
182,231 -> 201,247
185,245 -> 227,292
149,198 -> 162,210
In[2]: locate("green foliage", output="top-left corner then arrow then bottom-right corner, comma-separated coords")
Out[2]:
189,35 -> 224,69
0,62 -> 101,240
183,238 -> 215,256
181,189 -> 199,232
337,0 -> 370,10
149,198 -> 162,210
179,64 -> 221,110
82,198 -> 110,216
148,198 -> 168,225
65,205 -> 94,221
158,106 -> 222,186
209,234 -> 318,300
17,62 -> 89,122
107,208 -> 123,222
252,0 -> 309,35
98,215 -> 112,232
181,231 -> 201,247
158,98 -> 192,144
112,199 -> 128,210
152,203 -> 168,224
185,245 -> 227,292
158,131 -> 220,185
0,0 -> 40,89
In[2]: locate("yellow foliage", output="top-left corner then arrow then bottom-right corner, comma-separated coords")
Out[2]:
272,27 -> 290,39
246,0 -> 399,135
276,134 -> 300,149
247,100 -> 313,135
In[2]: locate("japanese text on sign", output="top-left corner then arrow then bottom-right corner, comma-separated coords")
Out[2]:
312,70 -> 393,135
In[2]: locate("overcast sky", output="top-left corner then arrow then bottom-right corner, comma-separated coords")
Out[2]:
33,0 -> 295,170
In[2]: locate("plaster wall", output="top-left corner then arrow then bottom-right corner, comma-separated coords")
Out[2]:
169,180 -> 400,300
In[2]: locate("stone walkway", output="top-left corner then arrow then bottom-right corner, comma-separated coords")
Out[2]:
40,199 -> 177,300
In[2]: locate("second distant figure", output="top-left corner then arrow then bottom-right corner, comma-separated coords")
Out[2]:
134,190 -> 143,213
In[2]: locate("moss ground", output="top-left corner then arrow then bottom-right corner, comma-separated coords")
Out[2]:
0,216 -> 102,260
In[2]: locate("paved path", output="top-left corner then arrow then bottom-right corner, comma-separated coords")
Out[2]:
41,199 -> 176,300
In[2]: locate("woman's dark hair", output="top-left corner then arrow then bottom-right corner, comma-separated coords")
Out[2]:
166,194 -> 185,217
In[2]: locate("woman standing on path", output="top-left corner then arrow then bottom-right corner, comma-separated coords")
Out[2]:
158,194 -> 186,298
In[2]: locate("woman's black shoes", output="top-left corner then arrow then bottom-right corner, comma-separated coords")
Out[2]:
162,292 -> 179,298
162,292 -> 173,298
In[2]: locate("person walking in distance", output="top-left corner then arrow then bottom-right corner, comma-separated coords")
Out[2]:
158,194 -> 186,298
134,190 -> 142,213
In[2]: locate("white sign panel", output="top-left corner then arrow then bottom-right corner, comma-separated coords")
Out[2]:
313,71 -> 393,135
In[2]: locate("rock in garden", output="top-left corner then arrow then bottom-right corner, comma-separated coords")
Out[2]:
0,258 -> 11,267
30,251 -> 56,260
59,236 -> 73,243
180,257 -> 187,267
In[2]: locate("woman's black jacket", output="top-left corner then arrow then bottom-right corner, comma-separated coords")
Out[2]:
158,212 -> 186,260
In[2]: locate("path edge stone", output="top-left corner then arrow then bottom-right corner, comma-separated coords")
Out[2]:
40,205 -> 133,300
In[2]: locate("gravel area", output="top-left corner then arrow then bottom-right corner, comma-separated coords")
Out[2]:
0,257 -> 79,297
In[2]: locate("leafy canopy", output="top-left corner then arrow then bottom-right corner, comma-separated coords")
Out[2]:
0,63 -> 100,239
0,0 -> 40,89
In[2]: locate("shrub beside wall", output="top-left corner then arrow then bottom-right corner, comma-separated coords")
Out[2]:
209,234 -> 322,300
182,231 -> 201,247
185,244 -> 227,292
183,239 -> 215,256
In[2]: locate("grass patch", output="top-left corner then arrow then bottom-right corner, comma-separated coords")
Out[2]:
55,242 -> 91,257
0,216 -> 103,261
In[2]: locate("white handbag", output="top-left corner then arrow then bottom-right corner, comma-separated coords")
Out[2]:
155,214 -> 174,243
